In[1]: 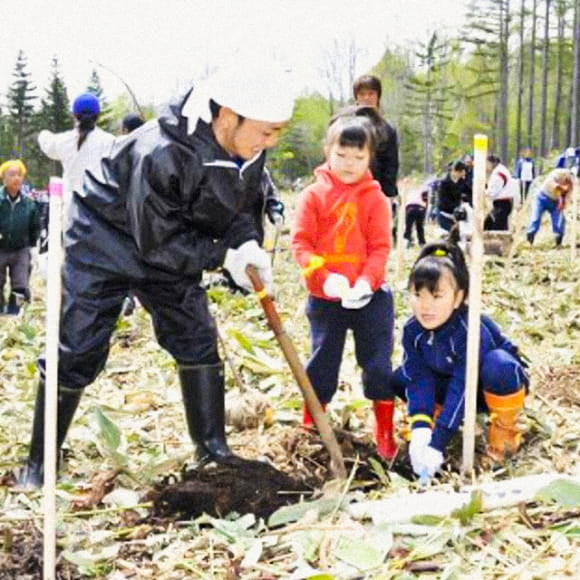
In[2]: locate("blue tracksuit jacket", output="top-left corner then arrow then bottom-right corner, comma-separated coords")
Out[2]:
396,307 -> 528,451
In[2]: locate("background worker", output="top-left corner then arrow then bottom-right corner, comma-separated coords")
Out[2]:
514,148 -> 536,201
121,112 -> 145,134
0,160 -> 40,315
403,181 -> 428,248
37,92 -> 115,229
19,62 -> 297,488
484,154 -> 515,231
353,75 -> 399,238
436,160 -> 467,232
526,168 -> 575,247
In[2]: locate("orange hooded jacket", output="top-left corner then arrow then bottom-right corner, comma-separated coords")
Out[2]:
291,163 -> 392,299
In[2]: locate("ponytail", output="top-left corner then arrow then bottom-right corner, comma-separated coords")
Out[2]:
76,114 -> 98,150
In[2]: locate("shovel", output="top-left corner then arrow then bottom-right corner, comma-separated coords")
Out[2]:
246,265 -> 347,480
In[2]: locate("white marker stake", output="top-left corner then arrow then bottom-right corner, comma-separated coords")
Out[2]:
462,135 -> 487,475
571,175 -> 578,262
395,187 -> 406,286
43,176 -> 63,580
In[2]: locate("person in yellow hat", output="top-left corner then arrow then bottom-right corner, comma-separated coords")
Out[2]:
0,160 -> 40,315
19,61 -> 298,488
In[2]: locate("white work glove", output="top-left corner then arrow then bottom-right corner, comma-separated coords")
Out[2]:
341,278 -> 373,309
415,446 -> 444,478
322,273 -> 350,299
223,240 -> 273,294
409,427 -> 432,475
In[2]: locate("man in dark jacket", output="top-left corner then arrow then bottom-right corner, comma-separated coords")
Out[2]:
353,75 -> 399,240
353,75 -> 399,199
20,63 -> 297,487
0,160 -> 40,315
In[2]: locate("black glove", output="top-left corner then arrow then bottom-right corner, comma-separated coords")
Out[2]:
265,199 -> 284,224
453,205 -> 468,222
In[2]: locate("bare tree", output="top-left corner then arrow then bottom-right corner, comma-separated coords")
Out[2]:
526,0 -> 538,148
319,38 -> 364,112
550,0 -> 568,150
515,0 -> 527,158
497,0 -> 511,162
571,0 -> 580,145
539,0 -> 552,165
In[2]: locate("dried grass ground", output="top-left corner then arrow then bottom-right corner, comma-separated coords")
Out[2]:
0,195 -> 579,579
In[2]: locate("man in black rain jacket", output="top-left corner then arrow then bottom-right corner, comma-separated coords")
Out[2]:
20,63 -> 296,487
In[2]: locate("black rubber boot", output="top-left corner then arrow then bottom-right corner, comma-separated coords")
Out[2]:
5,291 -> 23,315
18,380 -> 83,489
555,234 -> 563,247
526,232 -> 535,245
178,363 -> 238,465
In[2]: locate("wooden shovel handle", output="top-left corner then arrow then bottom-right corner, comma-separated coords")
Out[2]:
246,265 -> 346,480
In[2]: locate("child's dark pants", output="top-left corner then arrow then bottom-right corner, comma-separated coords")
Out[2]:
305,287 -> 394,404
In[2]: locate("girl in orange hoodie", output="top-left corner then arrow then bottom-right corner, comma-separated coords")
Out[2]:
291,115 -> 397,460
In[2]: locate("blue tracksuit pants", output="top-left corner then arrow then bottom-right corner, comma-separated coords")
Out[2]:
527,192 -> 566,237
305,286 -> 394,404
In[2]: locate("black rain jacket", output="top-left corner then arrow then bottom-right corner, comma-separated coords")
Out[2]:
65,90 -> 267,283
372,118 -> 399,198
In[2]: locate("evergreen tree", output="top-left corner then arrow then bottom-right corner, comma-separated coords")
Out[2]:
86,69 -> 113,131
32,56 -> 74,183
6,50 -> 37,159
40,56 -> 72,132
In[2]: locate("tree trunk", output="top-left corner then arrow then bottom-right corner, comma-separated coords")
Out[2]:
498,0 -> 510,162
516,0 -> 527,158
539,0 -> 551,167
571,0 -> 580,145
526,0 -> 538,149
550,1 -> 566,150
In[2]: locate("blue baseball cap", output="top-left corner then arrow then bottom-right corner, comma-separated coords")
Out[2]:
72,93 -> 101,116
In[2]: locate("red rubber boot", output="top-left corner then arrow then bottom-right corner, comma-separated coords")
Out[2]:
302,402 -> 326,430
373,400 -> 398,461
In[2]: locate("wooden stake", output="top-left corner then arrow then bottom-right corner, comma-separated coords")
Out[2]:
43,177 -> 63,580
571,175 -> 578,262
246,266 -> 347,480
395,187 -> 406,287
462,135 -> 487,475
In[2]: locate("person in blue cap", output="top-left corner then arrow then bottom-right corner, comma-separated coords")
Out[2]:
38,92 -> 115,228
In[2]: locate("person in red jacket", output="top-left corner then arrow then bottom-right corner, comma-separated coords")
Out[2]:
291,115 -> 397,460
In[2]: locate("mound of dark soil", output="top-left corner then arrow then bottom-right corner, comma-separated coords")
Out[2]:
146,429 -> 414,522
146,458 -> 309,521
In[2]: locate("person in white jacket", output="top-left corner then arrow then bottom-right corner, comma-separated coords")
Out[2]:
38,93 -> 115,229
484,154 -> 515,231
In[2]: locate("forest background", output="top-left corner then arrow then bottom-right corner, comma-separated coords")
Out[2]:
0,0 -> 579,190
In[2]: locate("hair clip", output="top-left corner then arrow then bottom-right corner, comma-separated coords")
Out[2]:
433,249 -> 447,257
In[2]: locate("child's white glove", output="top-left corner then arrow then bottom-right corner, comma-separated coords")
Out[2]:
409,427 -> 432,475
223,240 -> 273,294
416,446 -> 444,477
342,278 -> 373,309
322,273 -> 350,299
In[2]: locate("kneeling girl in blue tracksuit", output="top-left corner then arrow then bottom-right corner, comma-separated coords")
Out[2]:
392,237 -> 529,478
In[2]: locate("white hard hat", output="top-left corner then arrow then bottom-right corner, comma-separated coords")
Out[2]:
209,63 -> 296,123
183,61 -> 297,131
565,147 -> 576,157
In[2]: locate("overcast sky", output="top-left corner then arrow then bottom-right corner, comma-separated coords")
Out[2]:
0,0 -> 468,108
